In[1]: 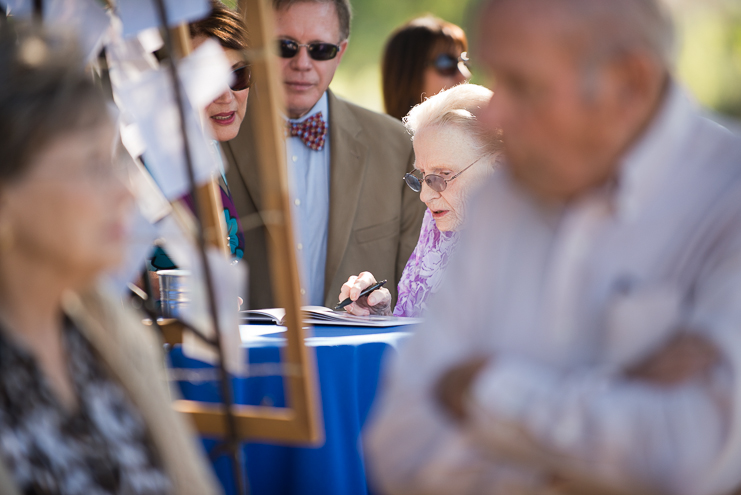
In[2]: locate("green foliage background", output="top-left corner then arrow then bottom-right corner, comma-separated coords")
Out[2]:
329,0 -> 479,114
229,0 -> 741,118
675,1 -> 741,118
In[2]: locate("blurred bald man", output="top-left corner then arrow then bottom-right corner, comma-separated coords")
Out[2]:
366,1 -> 741,494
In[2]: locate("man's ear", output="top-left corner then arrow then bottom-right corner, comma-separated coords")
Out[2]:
611,50 -> 662,109
598,49 -> 665,135
0,192 -> 14,252
336,39 -> 349,64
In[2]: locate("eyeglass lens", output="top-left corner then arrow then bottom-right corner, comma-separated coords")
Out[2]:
277,39 -> 340,61
403,173 -> 449,193
230,66 -> 251,91
432,52 -> 470,77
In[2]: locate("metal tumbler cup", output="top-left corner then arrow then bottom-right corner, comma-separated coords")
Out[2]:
158,269 -> 190,318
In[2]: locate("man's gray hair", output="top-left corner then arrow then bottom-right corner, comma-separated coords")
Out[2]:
486,0 -> 676,69
272,0 -> 352,41
404,83 -> 502,162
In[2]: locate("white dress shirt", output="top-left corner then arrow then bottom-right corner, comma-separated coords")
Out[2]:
285,92 -> 331,306
366,84 -> 741,495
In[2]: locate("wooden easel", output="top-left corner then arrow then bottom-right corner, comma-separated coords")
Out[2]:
163,0 -> 323,446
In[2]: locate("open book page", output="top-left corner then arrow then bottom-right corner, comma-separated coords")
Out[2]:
241,306 -> 422,327
240,307 -> 287,325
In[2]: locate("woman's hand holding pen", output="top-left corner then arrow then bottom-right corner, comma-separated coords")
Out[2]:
339,272 -> 393,316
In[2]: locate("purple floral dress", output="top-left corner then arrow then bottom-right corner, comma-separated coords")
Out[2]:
394,208 -> 460,317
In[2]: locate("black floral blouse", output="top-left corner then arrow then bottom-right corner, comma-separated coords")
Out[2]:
0,319 -> 172,495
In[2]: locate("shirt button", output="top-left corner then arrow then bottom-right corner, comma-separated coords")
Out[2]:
297,243 -> 303,250
300,288 -> 306,295
292,155 -> 298,162
294,198 -> 301,206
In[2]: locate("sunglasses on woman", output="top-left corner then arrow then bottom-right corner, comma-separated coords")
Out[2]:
277,39 -> 341,61
403,157 -> 483,193
429,52 -> 470,77
230,65 -> 251,91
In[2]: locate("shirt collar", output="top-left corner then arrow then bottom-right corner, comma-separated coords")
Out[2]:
613,81 -> 696,221
286,91 -> 329,126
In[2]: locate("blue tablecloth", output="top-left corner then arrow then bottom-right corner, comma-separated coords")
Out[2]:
168,324 -> 412,495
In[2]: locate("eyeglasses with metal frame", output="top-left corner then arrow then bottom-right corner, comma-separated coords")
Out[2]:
429,51 -> 470,77
403,156 -> 483,193
276,39 -> 341,61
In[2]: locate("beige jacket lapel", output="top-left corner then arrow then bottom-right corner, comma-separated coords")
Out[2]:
323,90 -> 369,298
224,101 -> 264,212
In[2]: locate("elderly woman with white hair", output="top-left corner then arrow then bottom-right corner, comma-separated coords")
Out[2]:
338,83 -> 501,317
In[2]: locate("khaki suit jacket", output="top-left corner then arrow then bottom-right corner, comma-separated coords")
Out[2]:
222,90 -> 425,309
0,285 -> 221,495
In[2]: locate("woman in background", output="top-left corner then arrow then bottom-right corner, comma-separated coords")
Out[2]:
382,15 -> 471,121
151,0 -> 250,270
0,25 -> 218,495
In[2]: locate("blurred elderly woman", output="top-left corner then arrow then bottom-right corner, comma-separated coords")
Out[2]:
0,27 -> 218,494
339,83 -> 501,317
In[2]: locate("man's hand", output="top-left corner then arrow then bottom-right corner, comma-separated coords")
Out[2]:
435,356 -> 490,422
624,333 -> 720,386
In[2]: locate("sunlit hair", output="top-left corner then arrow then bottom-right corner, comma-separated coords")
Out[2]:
403,83 -> 502,163
485,0 -> 675,69
0,25 -> 108,183
272,0 -> 352,41
383,16 -> 468,121
189,0 -> 249,51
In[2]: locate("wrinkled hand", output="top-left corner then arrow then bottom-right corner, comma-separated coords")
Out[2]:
624,333 -> 720,386
435,356 -> 490,422
338,272 -> 392,316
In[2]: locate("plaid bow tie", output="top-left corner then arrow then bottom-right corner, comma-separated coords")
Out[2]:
287,112 -> 327,151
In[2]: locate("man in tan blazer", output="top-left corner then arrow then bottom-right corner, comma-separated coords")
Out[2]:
222,0 -> 424,309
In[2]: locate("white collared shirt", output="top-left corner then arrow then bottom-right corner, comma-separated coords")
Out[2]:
285,92 -> 331,306
366,84 -> 741,495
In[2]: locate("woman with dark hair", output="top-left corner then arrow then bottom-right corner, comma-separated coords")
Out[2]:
382,15 -> 471,121
151,0 -> 250,270
189,0 -> 251,143
0,25 -> 219,495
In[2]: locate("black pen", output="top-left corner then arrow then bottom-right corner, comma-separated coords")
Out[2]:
335,279 -> 388,311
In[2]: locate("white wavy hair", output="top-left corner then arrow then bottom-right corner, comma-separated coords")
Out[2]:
403,83 -> 502,164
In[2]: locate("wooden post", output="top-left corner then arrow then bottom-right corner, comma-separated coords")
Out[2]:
170,0 -> 324,445
170,25 -> 230,256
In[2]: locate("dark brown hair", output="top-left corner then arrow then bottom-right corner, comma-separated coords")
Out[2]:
382,16 -> 467,121
272,0 -> 352,41
0,25 -> 108,183
189,0 -> 249,51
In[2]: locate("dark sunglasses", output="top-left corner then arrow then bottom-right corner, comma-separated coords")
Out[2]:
403,157 -> 482,193
230,65 -> 251,91
429,51 -> 470,77
277,39 -> 340,61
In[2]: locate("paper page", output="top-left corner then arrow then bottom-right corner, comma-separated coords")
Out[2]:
104,207 -> 158,295
117,137 -> 172,224
117,0 -> 210,39
179,37 -> 232,110
106,25 -> 160,87
115,67 -> 219,200
181,248 -> 246,375
240,308 -> 286,324
242,306 -> 423,328
6,0 -> 110,62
